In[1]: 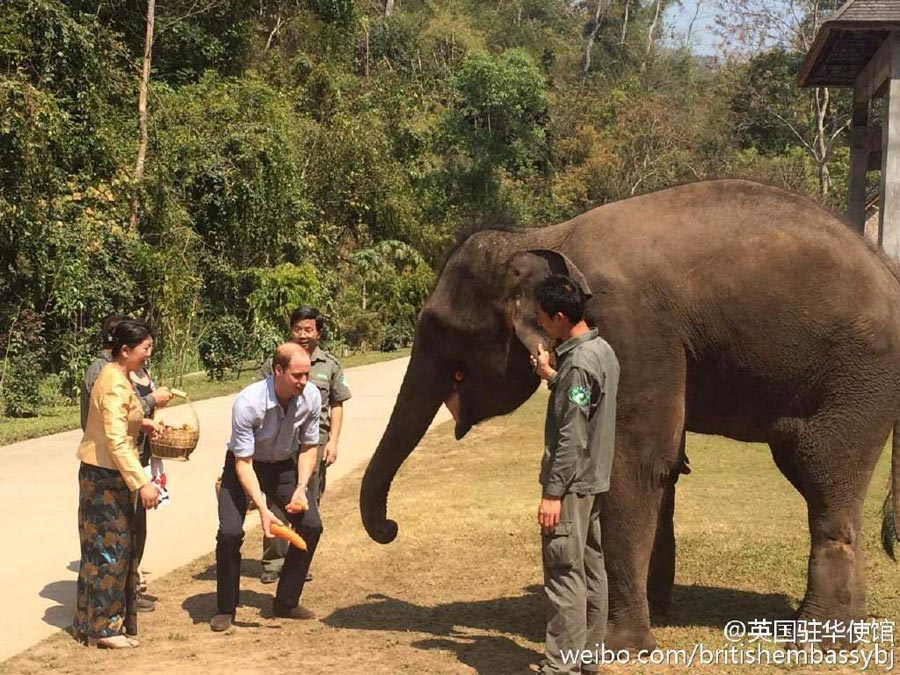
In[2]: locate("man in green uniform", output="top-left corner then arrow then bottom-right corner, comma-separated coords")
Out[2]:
257,306 -> 352,584
530,275 -> 619,675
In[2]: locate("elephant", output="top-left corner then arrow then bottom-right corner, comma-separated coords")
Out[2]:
359,179 -> 900,651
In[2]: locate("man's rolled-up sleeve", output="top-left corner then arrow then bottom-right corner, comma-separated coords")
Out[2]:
543,367 -> 592,498
330,362 -> 352,403
229,397 -> 258,458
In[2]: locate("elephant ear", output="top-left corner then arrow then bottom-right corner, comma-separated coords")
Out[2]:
527,249 -> 593,299
503,249 -> 591,354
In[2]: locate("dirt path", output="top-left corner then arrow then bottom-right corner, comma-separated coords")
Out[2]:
0,356 -> 448,663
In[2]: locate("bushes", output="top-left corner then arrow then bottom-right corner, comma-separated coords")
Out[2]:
336,241 -> 433,351
198,315 -> 246,381
2,355 -> 42,418
1,310 -> 45,417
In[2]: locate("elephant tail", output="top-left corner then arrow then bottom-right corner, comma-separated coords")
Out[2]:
880,420 -> 900,559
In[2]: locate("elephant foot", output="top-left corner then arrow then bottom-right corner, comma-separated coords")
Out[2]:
793,601 -> 862,650
604,623 -> 657,653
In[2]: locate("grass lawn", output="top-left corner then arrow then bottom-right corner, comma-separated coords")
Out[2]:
4,390 -> 897,674
0,349 -> 410,446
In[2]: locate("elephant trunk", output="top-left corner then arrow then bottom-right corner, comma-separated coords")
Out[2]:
361,350 -> 451,543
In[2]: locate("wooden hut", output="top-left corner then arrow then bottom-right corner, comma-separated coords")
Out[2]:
799,0 -> 900,260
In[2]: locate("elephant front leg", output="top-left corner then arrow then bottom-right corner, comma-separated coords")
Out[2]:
647,431 -> 685,620
602,468 -> 663,652
647,480 -> 675,620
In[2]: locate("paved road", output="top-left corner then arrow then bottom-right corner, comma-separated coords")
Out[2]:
0,356 -> 447,662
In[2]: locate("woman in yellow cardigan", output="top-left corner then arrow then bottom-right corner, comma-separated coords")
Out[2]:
74,320 -> 163,649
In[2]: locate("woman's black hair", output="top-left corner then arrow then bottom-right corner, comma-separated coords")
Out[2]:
100,314 -> 128,349
110,319 -> 153,357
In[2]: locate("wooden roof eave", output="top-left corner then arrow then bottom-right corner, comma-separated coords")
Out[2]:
799,21 -> 900,87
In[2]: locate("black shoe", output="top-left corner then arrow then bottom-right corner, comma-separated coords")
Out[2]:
210,614 -> 233,632
136,595 -> 155,612
272,598 -> 316,620
260,570 -> 280,585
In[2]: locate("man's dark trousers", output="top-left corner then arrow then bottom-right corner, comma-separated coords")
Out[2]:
216,452 -> 322,615
261,444 -> 326,573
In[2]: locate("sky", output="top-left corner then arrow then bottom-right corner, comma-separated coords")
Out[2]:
664,0 -> 720,56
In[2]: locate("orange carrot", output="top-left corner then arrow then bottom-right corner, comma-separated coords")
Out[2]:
270,523 -> 307,550
285,499 -> 308,514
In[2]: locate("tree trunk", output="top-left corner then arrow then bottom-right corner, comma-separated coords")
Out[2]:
130,0 -> 155,230
583,0 -> 612,81
385,0 -> 394,16
621,0 -> 630,44
685,0 -> 703,46
642,0 -> 662,71
815,86 -> 831,198
363,17 -> 370,78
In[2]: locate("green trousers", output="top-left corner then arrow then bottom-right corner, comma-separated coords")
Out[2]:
541,491 -> 606,675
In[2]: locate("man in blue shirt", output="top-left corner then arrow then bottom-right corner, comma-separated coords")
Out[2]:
211,342 -> 323,632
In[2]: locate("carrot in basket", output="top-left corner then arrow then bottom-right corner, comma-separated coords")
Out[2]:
270,523 -> 307,550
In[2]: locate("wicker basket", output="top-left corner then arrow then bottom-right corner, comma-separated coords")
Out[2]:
150,400 -> 201,461
150,424 -> 200,460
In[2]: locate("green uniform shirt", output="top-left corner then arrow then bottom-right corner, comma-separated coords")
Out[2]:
258,346 -> 352,444
541,328 -> 620,497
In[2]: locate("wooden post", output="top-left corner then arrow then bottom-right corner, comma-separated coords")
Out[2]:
848,93 -> 870,234
880,35 -> 900,263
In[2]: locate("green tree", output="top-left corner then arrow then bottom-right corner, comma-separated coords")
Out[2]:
444,48 -> 549,220
339,240 -> 433,350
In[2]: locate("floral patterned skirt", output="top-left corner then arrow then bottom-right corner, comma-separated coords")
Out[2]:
73,463 -> 138,641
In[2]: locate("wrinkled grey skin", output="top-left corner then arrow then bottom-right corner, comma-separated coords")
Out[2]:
360,179 -> 900,651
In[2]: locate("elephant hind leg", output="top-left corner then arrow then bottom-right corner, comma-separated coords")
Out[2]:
792,428 -> 882,628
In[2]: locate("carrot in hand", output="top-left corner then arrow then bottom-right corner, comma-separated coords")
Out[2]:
285,499 -> 308,514
270,523 -> 307,550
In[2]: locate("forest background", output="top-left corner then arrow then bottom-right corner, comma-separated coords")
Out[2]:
0,0 -> 855,419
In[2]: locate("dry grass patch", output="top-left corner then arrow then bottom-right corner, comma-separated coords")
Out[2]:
4,390 -> 898,674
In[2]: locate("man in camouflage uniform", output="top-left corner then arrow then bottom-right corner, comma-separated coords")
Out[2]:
257,306 -> 352,584
531,275 -> 620,675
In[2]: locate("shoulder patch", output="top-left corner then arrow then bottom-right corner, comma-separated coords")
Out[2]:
568,386 -> 590,406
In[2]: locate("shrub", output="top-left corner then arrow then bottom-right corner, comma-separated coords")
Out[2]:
1,310 -> 45,417
198,315 -> 246,381
3,353 -> 42,417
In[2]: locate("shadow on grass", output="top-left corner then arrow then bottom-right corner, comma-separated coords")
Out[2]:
657,584 -> 796,627
325,586 -> 544,640
325,587 -> 544,674
413,635 -> 538,675
182,590 -> 270,627
323,583 -> 795,673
